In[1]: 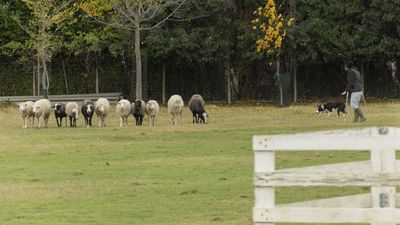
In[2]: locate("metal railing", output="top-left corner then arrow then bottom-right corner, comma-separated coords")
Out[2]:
0,92 -> 123,104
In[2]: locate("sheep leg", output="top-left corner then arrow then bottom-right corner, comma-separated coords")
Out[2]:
44,116 -> 49,128
120,116 -> 123,127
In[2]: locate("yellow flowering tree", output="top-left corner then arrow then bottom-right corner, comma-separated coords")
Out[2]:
251,0 -> 294,105
252,0 -> 294,57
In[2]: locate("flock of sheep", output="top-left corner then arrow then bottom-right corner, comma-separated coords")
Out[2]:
17,94 -> 208,128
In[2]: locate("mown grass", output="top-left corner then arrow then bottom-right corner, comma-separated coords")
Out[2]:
0,102 -> 399,225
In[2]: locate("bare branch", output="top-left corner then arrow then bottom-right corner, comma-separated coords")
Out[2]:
141,0 -> 189,31
167,13 -> 209,22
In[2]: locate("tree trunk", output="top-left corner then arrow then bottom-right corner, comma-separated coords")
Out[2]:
225,58 -> 232,104
96,56 -> 99,94
291,51 -> 298,103
37,57 -> 40,96
162,63 -> 166,105
62,57 -> 69,94
42,58 -> 49,99
289,0 -> 297,103
277,57 -> 283,106
134,25 -> 142,100
32,66 -> 36,96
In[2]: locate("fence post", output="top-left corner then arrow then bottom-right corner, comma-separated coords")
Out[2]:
371,128 -> 396,225
254,148 -> 275,225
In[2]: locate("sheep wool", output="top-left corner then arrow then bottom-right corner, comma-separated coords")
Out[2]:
95,98 -> 110,127
131,99 -> 145,126
65,102 -> 79,127
18,101 -> 34,128
189,94 -> 208,124
145,100 -> 160,126
54,103 -> 67,127
32,99 -> 52,128
81,99 -> 94,128
116,99 -> 131,127
167,95 -> 184,125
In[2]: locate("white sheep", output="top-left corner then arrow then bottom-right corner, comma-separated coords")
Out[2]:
95,98 -> 110,127
116,99 -> 131,127
32,99 -> 52,128
145,100 -> 160,126
18,101 -> 34,128
65,102 -> 80,127
167,95 -> 184,125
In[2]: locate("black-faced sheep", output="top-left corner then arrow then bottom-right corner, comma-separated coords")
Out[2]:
131,99 -> 145,126
167,95 -> 184,125
18,101 -> 34,128
81,99 -> 94,128
95,98 -> 110,127
65,102 -> 79,127
189,94 -> 208,124
116,99 -> 131,127
32,99 -> 52,128
145,100 -> 160,126
53,103 -> 67,127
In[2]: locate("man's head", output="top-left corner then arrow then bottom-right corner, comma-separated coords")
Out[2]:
344,61 -> 354,71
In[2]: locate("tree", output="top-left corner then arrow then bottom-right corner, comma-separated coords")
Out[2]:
252,0 -> 294,105
13,0 -> 77,98
81,0 -> 189,100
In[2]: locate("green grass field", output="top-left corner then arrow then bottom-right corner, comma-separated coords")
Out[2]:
0,102 -> 399,225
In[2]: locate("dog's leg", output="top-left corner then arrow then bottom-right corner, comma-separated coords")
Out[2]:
327,111 -> 331,118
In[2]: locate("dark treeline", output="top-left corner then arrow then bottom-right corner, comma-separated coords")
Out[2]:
0,0 -> 399,103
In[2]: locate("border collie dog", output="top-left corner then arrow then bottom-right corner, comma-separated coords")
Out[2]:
315,101 -> 347,117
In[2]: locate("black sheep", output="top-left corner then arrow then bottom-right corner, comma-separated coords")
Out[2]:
189,94 -> 208,124
131,99 -> 145,126
81,99 -> 94,127
54,103 -> 67,127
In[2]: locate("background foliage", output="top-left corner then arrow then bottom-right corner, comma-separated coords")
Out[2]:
1,0 -> 399,101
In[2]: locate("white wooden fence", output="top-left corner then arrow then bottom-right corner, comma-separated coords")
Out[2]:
253,127 -> 400,225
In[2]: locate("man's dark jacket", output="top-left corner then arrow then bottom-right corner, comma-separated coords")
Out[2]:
346,67 -> 363,93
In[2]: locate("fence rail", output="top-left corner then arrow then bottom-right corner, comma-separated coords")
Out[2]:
253,127 -> 400,225
0,92 -> 123,104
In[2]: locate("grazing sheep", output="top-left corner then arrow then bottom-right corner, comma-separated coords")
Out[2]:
145,100 -> 160,126
18,101 -> 34,128
53,103 -> 67,127
167,95 -> 184,125
81,99 -> 94,128
116,99 -> 131,127
131,99 -> 145,126
65,102 -> 79,127
95,98 -> 110,127
189,94 -> 208,124
32,99 -> 52,128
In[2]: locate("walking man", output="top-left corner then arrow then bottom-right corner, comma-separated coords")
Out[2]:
341,61 -> 366,122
